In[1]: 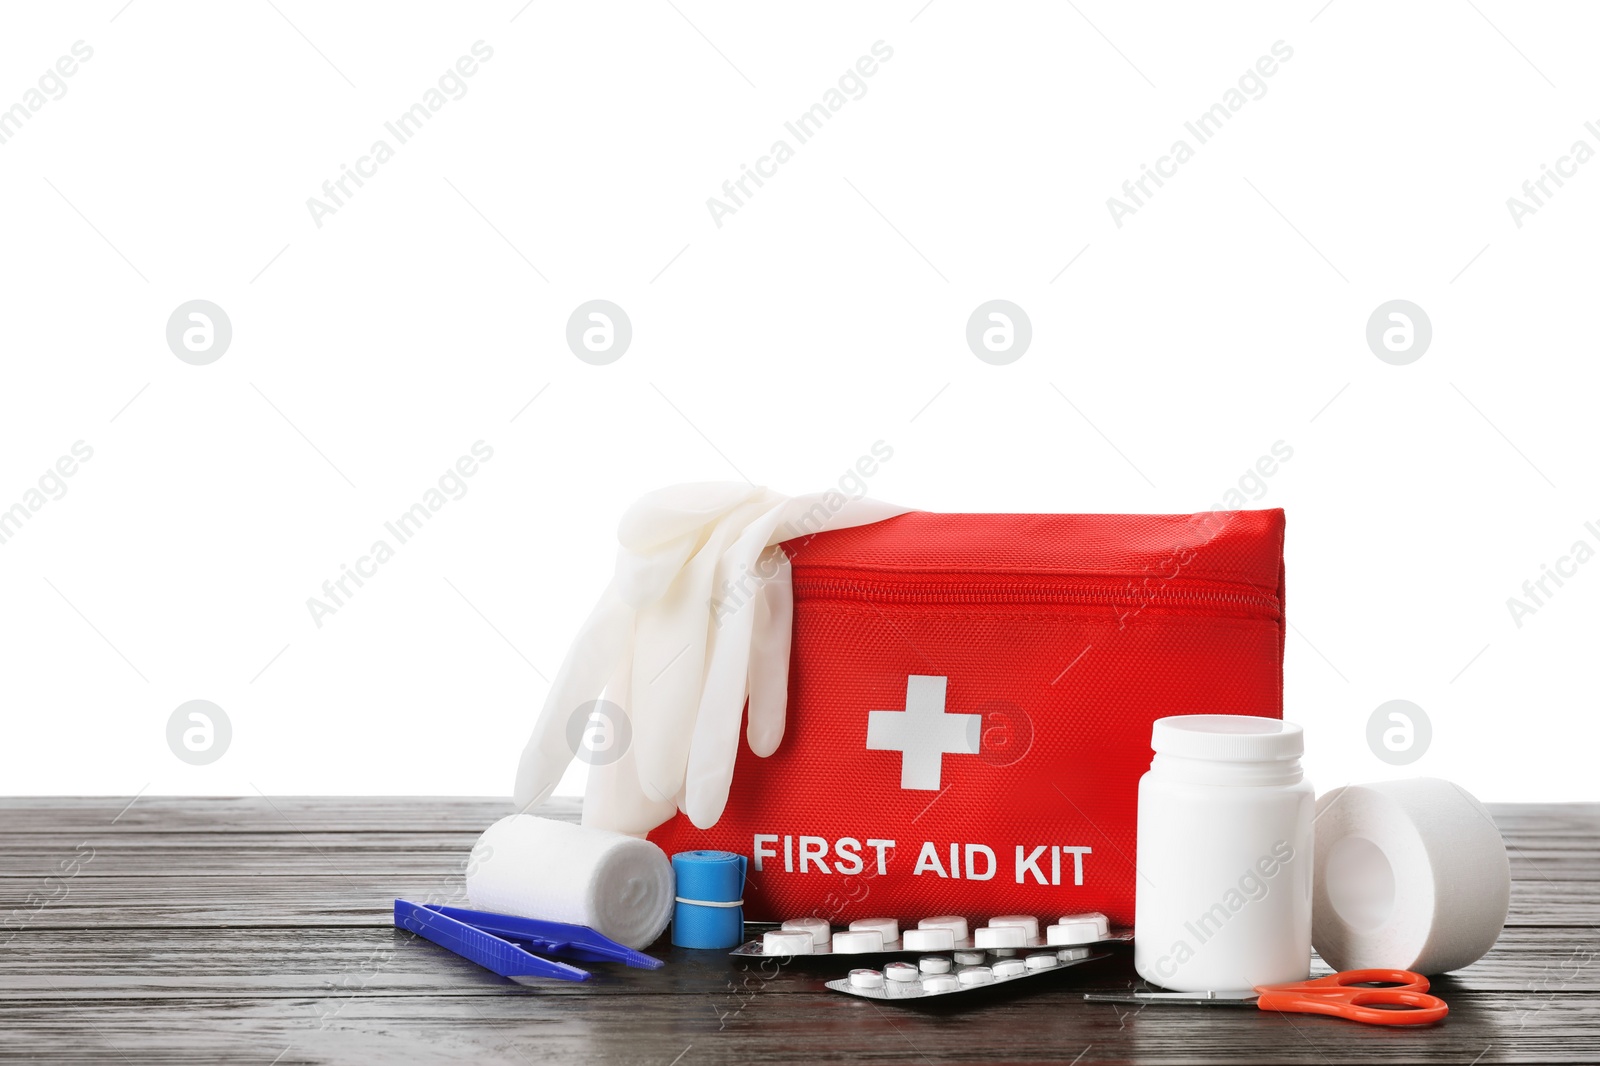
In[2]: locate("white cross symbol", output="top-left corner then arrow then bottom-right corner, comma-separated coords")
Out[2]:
866,675 -> 981,791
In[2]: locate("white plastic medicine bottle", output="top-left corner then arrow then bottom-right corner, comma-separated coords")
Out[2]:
1133,715 -> 1314,992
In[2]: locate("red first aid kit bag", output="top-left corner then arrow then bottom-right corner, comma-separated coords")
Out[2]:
648,509 -> 1285,928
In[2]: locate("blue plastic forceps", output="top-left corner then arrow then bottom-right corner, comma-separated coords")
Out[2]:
394,899 -> 664,984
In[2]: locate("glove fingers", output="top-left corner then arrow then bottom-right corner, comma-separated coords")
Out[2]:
580,653 -> 676,836
746,548 -> 792,758
683,518 -> 780,829
630,497 -> 773,804
520,482 -> 915,833
612,531 -> 702,609
685,495 -> 912,826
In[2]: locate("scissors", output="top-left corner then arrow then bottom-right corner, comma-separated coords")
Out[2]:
1083,968 -> 1448,1026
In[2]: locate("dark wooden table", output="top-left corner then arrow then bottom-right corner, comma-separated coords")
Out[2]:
1,797 -> 1595,1064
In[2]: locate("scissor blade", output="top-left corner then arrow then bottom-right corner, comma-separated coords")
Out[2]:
1084,991 -> 1260,1006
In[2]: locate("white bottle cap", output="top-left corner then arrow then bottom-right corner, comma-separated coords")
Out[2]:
987,914 -> 1040,940
1151,715 -> 1303,762
1025,952 -> 1059,970
918,955 -> 952,974
849,917 -> 899,944
953,950 -> 986,967
831,929 -> 884,953
957,966 -> 994,986
884,962 -> 919,983
762,930 -> 813,955
1046,912 -> 1110,946
1057,946 -> 1091,962
780,917 -> 831,946
974,925 -> 1027,949
902,927 -> 956,951
848,968 -> 884,989
917,915 -> 969,941
992,958 -> 1027,977
921,973 -> 959,992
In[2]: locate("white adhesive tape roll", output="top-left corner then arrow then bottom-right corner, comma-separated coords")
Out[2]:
465,815 -> 673,951
1313,778 -> 1510,975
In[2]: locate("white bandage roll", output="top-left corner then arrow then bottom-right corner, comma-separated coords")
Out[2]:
465,815 -> 674,951
1312,778 -> 1510,975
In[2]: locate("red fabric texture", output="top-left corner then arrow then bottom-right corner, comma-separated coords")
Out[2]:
647,510 -> 1286,928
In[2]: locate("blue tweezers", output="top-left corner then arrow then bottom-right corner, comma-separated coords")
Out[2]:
394,899 -> 664,984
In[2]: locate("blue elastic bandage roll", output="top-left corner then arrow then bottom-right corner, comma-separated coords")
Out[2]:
670,850 -> 747,949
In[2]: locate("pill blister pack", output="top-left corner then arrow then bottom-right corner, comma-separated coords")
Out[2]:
731,912 -> 1131,957
826,945 -> 1108,1000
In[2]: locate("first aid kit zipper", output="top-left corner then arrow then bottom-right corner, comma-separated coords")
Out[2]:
791,571 -> 1280,617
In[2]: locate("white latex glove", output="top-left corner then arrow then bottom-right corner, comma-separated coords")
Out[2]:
513,482 -> 911,834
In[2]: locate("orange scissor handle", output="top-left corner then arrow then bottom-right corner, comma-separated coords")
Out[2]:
1254,969 -> 1449,1027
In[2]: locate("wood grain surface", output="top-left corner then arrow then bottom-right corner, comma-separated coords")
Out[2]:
2,797 -> 1596,1064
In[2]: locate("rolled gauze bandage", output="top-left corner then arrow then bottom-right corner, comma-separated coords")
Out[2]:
1313,778 -> 1510,975
465,815 -> 674,951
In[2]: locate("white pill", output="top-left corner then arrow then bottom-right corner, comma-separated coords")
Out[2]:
917,915 -> 969,941
1025,952 -> 1059,970
1057,946 -> 1091,962
1059,911 -> 1110,932
884,962 -> 919,983
780,917 -> 831,946
762,930 -> 813,955
953,950 -> 987,967
987,914 -> 1040,940
957,966 -> 994,986
975,926 -> 1026,949
902,927 -> 956,951
992,948 -> 1018,957
918,956 -> 952,974
1047,912 -> 1110,946
849,917 -> 900,944
992,958 -> 1027,977
921,974 -> 959,992
831,930 -> 884,953
849,968 -> 884,989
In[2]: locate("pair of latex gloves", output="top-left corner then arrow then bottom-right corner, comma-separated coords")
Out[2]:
514,483 -> 909,835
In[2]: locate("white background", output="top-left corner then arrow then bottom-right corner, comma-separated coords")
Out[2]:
1,1 -> 1594,801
